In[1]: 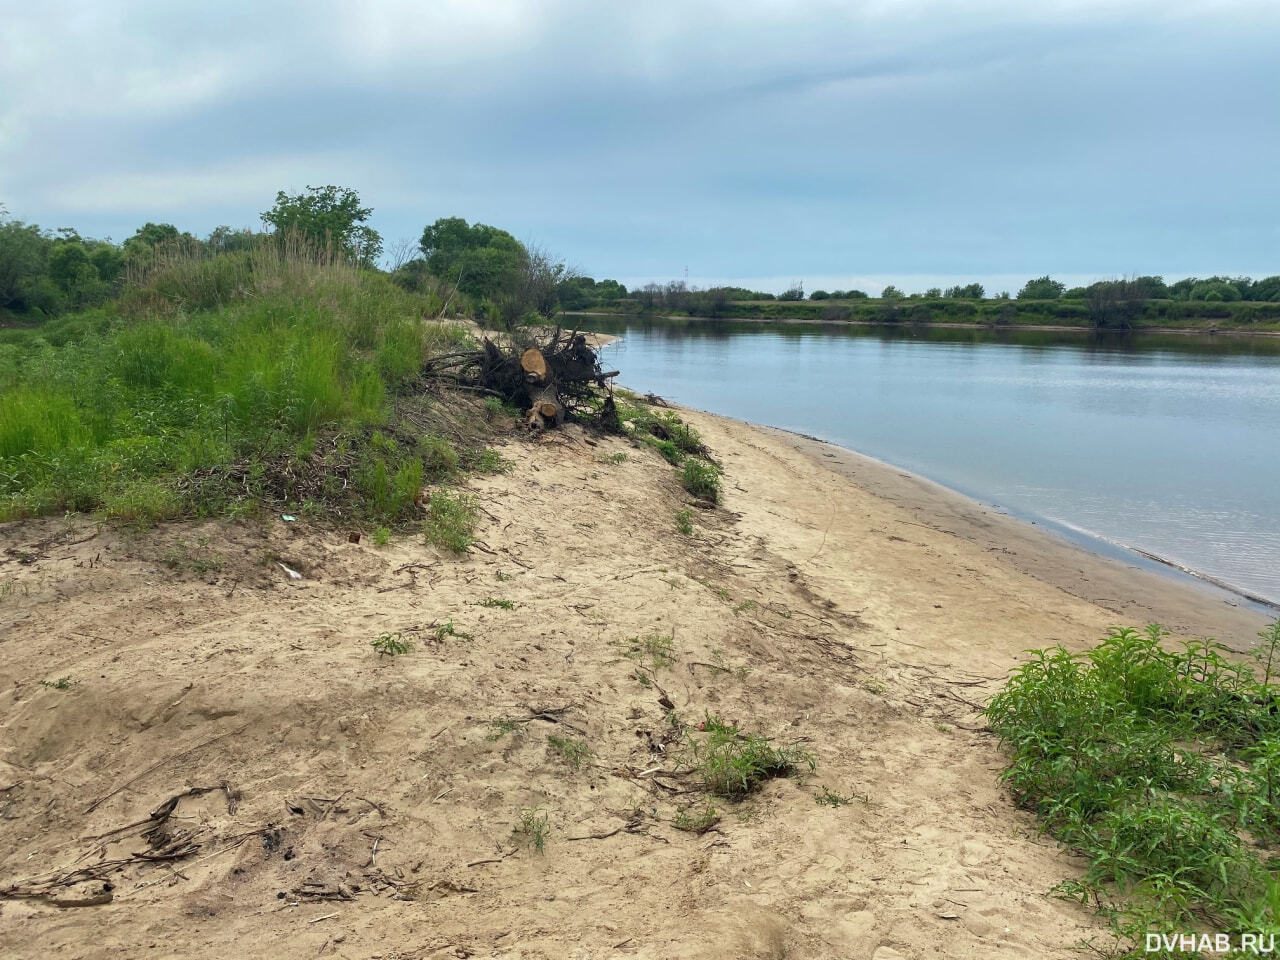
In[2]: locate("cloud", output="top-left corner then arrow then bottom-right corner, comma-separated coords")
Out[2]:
2,0 -> 1278,288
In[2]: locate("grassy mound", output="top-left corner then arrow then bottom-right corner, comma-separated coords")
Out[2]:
987,622 -> 1280,952
0,243 -> 476,526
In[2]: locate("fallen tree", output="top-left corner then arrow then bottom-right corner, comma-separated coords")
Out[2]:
423,328 -> 619,430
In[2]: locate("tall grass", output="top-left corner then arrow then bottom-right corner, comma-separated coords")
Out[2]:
0,240 -> 471,524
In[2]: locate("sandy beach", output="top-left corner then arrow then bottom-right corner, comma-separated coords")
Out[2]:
1,407 -> 1270,959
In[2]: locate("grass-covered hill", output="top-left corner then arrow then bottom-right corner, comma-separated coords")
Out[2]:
0,240 -> 493,529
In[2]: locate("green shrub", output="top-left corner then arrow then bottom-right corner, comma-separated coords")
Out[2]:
681,713 -> 815,799
680,458 -> 721,503
986,622 -> 1280,945
423,489 -> 479,553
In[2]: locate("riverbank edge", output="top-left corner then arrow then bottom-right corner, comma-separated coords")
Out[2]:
680,407 -> 1274,651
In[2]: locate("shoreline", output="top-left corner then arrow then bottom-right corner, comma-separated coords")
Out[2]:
568,310 -> 1280,338
739,416 -> 1273,650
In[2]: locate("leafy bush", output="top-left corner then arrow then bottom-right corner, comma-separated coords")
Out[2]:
986,622 -> 1280,945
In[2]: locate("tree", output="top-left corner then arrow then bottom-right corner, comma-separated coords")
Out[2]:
1085,279 -> 1145,329
923,287 -> 942,298
944,283 -> 984,299
1189,278 -> 1242,302
262,185 -> 383,265
1252,276 -> 1280,301
1132,275 -> 1170,300
809,290 -> 830,300
419,217 -> 524,300
0,216 -> 56,313
778,282 -> 804,301
880,285 -> 903,300
1017,276 -> 1065,300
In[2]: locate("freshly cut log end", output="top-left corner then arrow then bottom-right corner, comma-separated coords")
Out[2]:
526,380 -> 565,430
520,348 -> 549,383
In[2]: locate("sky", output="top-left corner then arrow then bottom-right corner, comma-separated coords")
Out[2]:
1,0 -> 1278,296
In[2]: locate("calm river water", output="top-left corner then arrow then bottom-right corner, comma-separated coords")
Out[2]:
583,319 -> 1280,608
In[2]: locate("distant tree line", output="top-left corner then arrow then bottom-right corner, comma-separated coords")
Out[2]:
4,188 -> 1278,332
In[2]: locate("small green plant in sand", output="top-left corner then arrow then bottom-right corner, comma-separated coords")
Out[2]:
986,620 -> 1280,950
371,525 -> 391,546
433,619 -> 474,641
596,452 -> 628,465
814,785 -> 863,807
39,677 -> 74,691
675,508 -> 694,535
547,735 -> 590,770
672,802 -> 721,834
616,633 -> 676,670
423,490 -> 479,553
487,718 -> 522,741
681,713 -> 816,799
475,597 -> 517,610
371,631 -> 411,657
515,807 -> 550,853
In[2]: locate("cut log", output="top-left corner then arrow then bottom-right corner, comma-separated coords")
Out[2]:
520,348 -> 549,383
526,381 -> 565,430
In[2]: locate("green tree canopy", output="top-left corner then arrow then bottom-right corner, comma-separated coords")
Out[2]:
944,282 -> 985,299
262,185 -> 383,265
1189,279 -> 1242,302
1018,276 -> 1065,300
418,217 -> 525,300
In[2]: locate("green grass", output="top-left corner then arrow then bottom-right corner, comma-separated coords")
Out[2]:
422,490 -> 479,553
681,713 -> 816,799
515,807 -> 550,853
986,621 -> 1280,950
546,735 -> 590,770
371,631 -> 411,657
39,677 -> 74,691
161,535 -> 224,574
0,242 -> 473,525
371,525 -> 391,546
465,448 -> 513,474
474,596 -> 517,610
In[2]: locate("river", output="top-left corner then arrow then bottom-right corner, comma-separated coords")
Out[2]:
582,318 -> 1280,608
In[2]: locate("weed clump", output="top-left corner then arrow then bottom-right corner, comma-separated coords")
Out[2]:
681,713 -> 815,799
679,458 -> 721,503
423,490 -> 479,553
547,735 -> 590,770
616,633 -> 676,670
371,631 -> 411,657
515,807 -> 549,853
986,621 -> 1280,944
672,802 -> 721,834
675,508 -> 694,535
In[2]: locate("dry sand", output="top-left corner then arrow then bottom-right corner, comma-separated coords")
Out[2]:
1,409 -> 1270,959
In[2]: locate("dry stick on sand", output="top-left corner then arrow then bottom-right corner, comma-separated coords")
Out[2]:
85,727 -> 248,814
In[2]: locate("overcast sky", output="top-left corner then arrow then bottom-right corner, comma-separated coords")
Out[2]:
2,0 -> 1277,294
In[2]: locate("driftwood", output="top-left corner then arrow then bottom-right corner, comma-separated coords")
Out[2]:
423,328 -> 618,431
